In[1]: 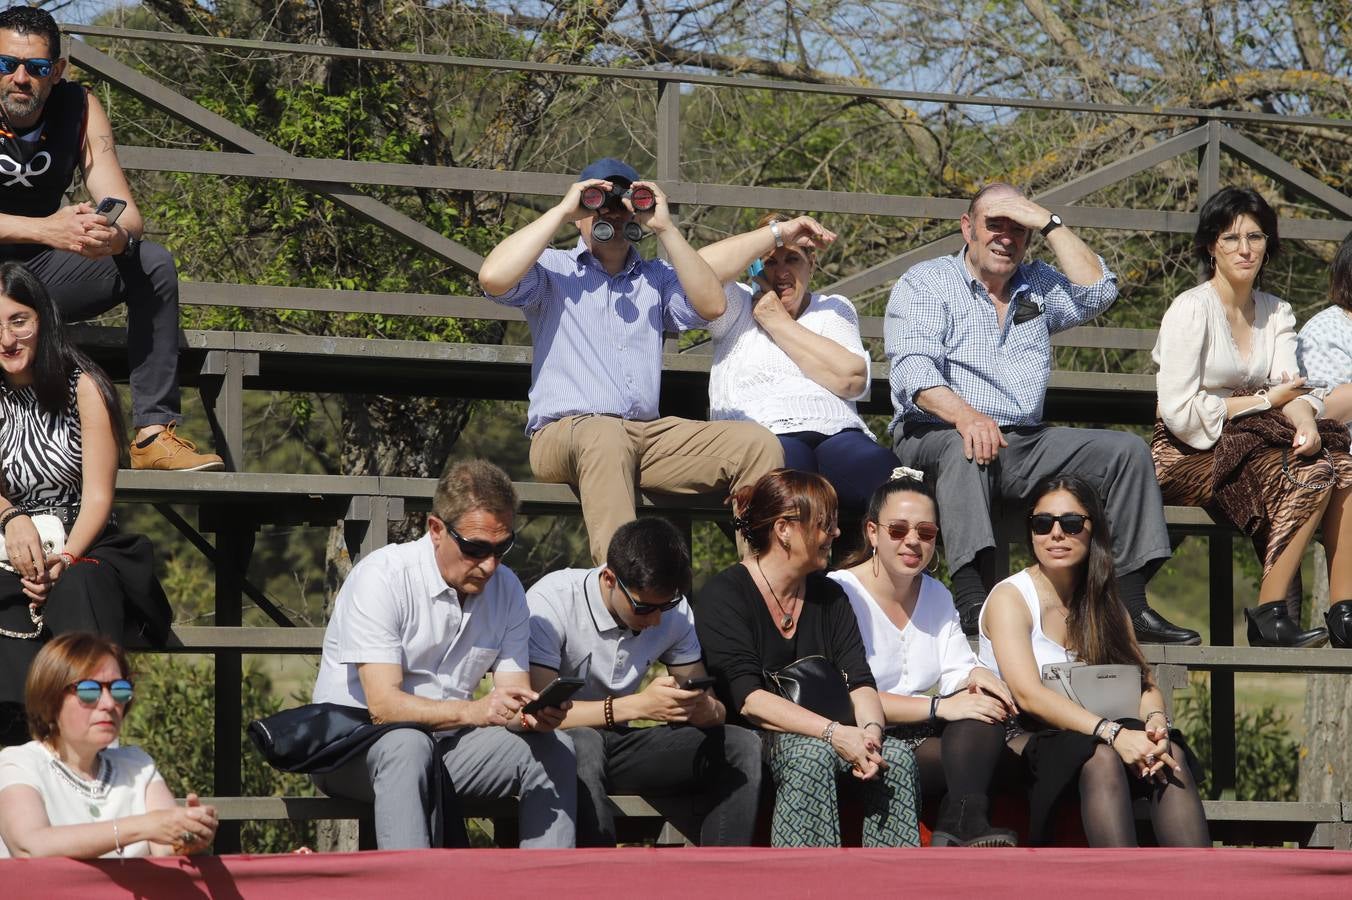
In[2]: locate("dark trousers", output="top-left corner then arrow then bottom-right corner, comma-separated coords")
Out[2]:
3,241 -> 182,427
778,429 -> 900,513
570,723 -> 763,847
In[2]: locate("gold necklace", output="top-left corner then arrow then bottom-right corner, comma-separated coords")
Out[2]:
756,557 -> 798,630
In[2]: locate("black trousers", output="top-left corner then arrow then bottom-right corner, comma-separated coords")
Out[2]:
2,241 -> 182,427
570,723 -> 763,847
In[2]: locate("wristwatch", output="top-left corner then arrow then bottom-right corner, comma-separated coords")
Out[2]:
1040,214 -> 1063,237
769,219 -> 784,249
120,233 -> 141,257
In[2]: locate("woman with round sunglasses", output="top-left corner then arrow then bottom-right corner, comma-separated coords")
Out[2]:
0,262 -> 171,745
1154,186 -> 1352,647
694,468 -> 920,847
829,467 -> 1018,847
978,475 -> 1208,847
0,632 -> 217,857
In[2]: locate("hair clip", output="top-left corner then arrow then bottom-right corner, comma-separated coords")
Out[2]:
889,466 -> 925,483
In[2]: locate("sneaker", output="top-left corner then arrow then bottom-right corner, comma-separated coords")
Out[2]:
129,422 -> 225,472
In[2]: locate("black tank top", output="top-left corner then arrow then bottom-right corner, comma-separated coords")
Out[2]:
0,81 -> 87,218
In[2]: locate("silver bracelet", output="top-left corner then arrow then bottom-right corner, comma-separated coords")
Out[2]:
112,818 -> 124,857
769,220 -> 784,248
822,720 -> 839,745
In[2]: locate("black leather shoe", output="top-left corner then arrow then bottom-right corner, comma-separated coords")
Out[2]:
1325,601 -> 1352,649
1245,600 -> 1328,648
1131,608 -> 1201,645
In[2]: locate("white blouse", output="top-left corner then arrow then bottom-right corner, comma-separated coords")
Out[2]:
829,569 -> 977,697
0,741 -> 164,858
1153,281 -> 1320,450
708,282 -> 873,436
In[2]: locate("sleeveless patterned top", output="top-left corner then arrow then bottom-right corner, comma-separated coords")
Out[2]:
0,368 -> 84,509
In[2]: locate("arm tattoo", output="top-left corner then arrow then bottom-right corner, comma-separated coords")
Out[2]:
98,134 -> 114,153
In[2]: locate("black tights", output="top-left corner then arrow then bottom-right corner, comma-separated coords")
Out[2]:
913,718 -> 1010,801
1009,735 -> 1210,847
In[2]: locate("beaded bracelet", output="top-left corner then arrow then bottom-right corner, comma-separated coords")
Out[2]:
603,696 -> 615,729
0,507 -> 28,530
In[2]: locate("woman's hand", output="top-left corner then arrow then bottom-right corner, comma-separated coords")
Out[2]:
1268,375 -> 1309,410
1291,418 -> 1322,458
1113,727 -> 1181,780
751,288 -> 791,330
1144,723 -> 1183,783
936,686 -> 1008,724
830,725 -> 886,780
3,515 -> 47,582
148,794 -> 218,853
778,216 -> 838,252
964,668 -> 1018,717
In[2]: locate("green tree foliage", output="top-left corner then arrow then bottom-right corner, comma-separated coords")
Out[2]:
1174,679 -> 1300,802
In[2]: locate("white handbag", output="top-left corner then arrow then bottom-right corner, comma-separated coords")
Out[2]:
0,513 -> 66,573
1040,660 -> 1143,722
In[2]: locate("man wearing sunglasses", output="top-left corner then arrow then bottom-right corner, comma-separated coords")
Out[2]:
312,460 -> 576,849
478,156 -> 781,566
527,518 -> 762,846
885,182 -> 1193,646
0,7 -> 221,471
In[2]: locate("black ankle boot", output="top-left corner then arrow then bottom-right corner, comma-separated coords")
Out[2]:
931,794 -> 1017,847
1245,600 -> 1328,648
1131,607 -> 1201,645
1325,601 -> 1352,649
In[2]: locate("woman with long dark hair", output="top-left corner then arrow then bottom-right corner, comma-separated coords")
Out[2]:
979,475 -> 1208,846
694,468 -> 920,847
1154,186 -> 1352,647
0,262 -> 170,745
830,467 -> 1018,846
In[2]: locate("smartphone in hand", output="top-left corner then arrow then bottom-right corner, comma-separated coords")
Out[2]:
683,675 -> 716,691
94,197 -> 127,226
521,676 -> 585,715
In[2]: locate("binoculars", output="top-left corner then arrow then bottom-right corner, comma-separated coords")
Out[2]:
580,183 -> 655,213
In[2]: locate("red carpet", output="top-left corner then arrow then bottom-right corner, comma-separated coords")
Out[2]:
5,847 -> 1351,898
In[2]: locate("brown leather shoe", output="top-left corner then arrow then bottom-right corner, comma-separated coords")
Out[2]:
129,422 -> 225,472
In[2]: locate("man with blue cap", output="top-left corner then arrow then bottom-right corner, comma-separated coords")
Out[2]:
480,158 -> 781,563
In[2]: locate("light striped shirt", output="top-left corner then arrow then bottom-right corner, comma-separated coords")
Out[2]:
486,239 -> 708,434
885,249 -> 1117,434
708,282 -> 872,436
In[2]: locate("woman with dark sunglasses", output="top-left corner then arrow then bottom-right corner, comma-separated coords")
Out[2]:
0,632 -> 217,857
977,475 -> 1208,847
829,467 -> 1018,847
693,468 -> 920,847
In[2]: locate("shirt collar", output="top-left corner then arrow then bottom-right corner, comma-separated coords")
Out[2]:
572,237 -> 643,277
416,533 -> 459,604
955,248 -> 1031,302
584,566 -> 627,635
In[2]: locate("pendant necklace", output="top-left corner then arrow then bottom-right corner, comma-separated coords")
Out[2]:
756,557 -> 798,630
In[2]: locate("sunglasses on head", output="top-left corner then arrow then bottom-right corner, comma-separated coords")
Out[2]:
0,55 -> 55,78
612,572 -> 684,615
440,518 -> 515,560
877,519 -> 938,543
68,678 -> 134,706
1028,513 -> 1090,536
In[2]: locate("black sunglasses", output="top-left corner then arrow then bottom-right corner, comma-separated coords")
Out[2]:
68,678 -> 134,706
613,573 -> 683,615
440,518 -> 515,560
1028,513 -> 1091,536
0,55 -> 55,78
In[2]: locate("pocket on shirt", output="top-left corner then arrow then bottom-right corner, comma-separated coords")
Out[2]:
459,647 -> 500,687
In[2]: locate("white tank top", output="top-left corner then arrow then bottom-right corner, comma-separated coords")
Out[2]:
977,569 -> 1075,679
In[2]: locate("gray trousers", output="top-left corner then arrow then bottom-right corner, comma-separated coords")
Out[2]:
313,726 -> 576,849
894,425 -> 1172,578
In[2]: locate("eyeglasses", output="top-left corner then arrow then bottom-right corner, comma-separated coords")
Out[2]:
0,315 -> 35,340
877,519 -> 939,543
0,55 -> 55,78
1216,231 -> 1267,253
440,518 -> 515,560
784,514 -> 838,534
68,679 -> 134,706
612,572 -> 684,615
1028,513 -> 1091,536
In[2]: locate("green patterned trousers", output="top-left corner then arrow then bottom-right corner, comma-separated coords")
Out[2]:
766,732 -> 921,847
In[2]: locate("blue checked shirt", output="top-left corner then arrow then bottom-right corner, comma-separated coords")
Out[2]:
486,239 -> 708,434
886,249 -> 1117,433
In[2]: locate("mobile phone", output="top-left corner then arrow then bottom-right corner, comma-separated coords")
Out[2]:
746,258 -> 765,281
94,197 -> 127,226
522,676 -> 585,715
1266,377 -> 1329,390
684,676 -> 717,691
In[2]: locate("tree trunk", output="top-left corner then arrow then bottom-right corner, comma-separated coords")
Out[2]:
1300,546 -> 1351,801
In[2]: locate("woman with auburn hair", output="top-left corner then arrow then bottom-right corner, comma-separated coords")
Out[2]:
831,467 -> 1018,847
0,632 -> 217,857
979,475 -> 1208,847
698,213 -> 899,513
1154,186 -> 1352,647
694,468 -> 920,847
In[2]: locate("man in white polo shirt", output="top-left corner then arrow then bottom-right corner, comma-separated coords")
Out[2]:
312,459 -> 576,849
528,518 -> 762,846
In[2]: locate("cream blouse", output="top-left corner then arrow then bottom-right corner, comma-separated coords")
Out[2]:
1153,281 -> 1320,450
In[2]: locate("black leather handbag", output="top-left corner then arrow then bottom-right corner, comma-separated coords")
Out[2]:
764,655 -> 855,725
248,702 -> 425,774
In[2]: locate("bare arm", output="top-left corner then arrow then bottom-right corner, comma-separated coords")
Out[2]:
358,662 -> 524,731
913,385 -> 1009,464
478,180 -> 605,296
698,216 -> 837,283
77,93 -> 140,257
981,195 -> 1102,286
65,374 -> 116,559
639,181 -> 725,320
754,290 -> 868,399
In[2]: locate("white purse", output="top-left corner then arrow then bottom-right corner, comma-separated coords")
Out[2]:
0,513 -> 66,573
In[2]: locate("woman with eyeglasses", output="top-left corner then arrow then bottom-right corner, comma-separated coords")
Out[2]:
829,467 -> 1018,847
0,632 -> 217,857
694,468 -> 920,847
0,262 -> 171,745
1153,186 -> 1352,647
978,475 -> 1208,847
